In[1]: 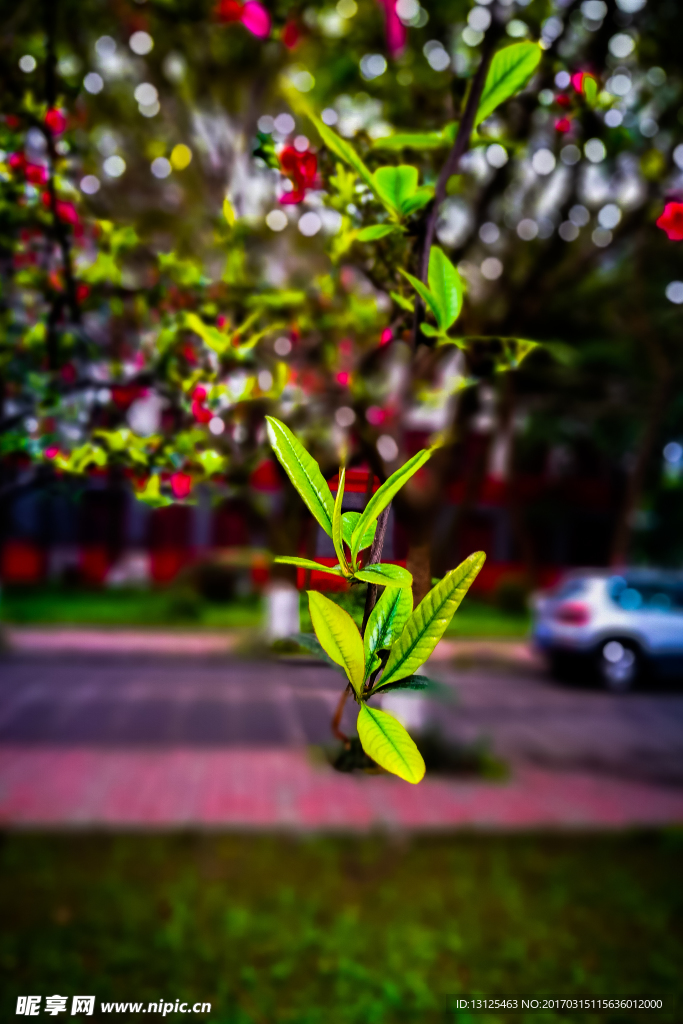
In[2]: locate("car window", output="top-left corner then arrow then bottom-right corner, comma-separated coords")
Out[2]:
555,580 -> 587,599
608,576 -> 683,612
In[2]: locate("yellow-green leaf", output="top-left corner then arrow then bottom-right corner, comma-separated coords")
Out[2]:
372,165 -> 418,217
332,467 -> 350,573
354,564 -> 413,587
341,511 -> 377,553
399,269 -> 441,323
308,591 -> 365,695
357,704 -> 425,783
274,557 -> 344,576
266,417 -> 334,536
356,225 -> 398,242
427,246 -> 463,331
379,551 -> 486,687
475,42 -> 542,127
223,197 -> 236,227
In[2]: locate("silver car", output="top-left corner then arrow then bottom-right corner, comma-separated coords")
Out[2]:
532,570 -> 683,690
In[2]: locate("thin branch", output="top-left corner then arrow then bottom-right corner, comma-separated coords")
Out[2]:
419,28 -> 499,283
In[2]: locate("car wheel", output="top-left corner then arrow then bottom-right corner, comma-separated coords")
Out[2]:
598,639 -> 640,691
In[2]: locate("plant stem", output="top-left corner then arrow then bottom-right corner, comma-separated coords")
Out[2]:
360,504 -> 392,634
331,684 -> 351,744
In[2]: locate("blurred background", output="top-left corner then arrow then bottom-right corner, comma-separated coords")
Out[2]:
1,0 -> 682,1019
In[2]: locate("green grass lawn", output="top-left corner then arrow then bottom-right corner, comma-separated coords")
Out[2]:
0,587 -> 263,630
1,832 -> 680,1023
1,586 -> 528,639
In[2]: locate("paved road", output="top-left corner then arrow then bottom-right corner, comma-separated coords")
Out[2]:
1,653 -> 682,784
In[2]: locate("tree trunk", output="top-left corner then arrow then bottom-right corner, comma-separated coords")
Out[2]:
610,360 -> 671,566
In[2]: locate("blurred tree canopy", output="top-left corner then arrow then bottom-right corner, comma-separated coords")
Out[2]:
2,0 -> 683,574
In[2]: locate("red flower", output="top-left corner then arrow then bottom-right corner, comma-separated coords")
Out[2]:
192,385 -> 208,402
45,108 -> 67,134
656,202 -> 683,241
41,191 -> 81,228
215,0 -> 271,37
279,145 -> 318,205
76,283 -> 90,302
281,20 -> 301,49
112,385 -> 140,410
555,117 -> 572,133
171,472 -> 193,499
555,93 -> 571,108
26,162 -> 48,185
5,114 -> 21,129
192,399 -> 213,423
8,152 -> 26,173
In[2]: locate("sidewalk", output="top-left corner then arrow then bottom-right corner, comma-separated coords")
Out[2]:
1,746 -> 682,829
4,626 -> 538,668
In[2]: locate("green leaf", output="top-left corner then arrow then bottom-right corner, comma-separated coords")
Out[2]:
266,417 -> 334,536
364,586 -> 413,677
356,224 -> 398,242
196,450 -> 225,475
428,247 -> 463,331
475,42 -> 542,127
357,704 -> 425,783
390,291 -> 414,313
372,131 -> 450,151
274,557 -> 344,576
367,674 -> 438,696
350,448 -> 434,562
135,475 -> 173,508
583,74 -> 598,106
341,511 -> 377,552
308,591 -> 365,695
332,467 -> 350,573
420,323 -> 443,338
354,564 -> 413,587
184,312 -> 230,354
399,269 -> 441,323
400,186 -> 434,216
372,165 -> 418,216
380,551 -> 485,686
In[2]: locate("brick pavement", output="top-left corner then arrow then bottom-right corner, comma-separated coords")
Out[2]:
1,746 -> 682,829
1,644 -> 682,829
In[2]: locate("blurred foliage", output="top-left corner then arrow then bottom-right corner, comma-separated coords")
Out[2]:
0,832 -> 681,1022
2,0 -> 683,564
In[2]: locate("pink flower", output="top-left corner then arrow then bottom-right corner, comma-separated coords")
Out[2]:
377,0 -> 406,57
656,202 -> 683,241
336,371 -> 350,386
241,1 -> 271,38
215,0 -> 270,38
45,446 -> 60,459
380,327 -> 393,345
171,472 -> 192,499
555,117 -> 572,133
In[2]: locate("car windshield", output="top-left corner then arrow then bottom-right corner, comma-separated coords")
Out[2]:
607,575 -> 683,612
554,579 -> 588,600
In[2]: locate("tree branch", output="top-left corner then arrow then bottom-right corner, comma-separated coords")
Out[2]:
419,28 -> 499,283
